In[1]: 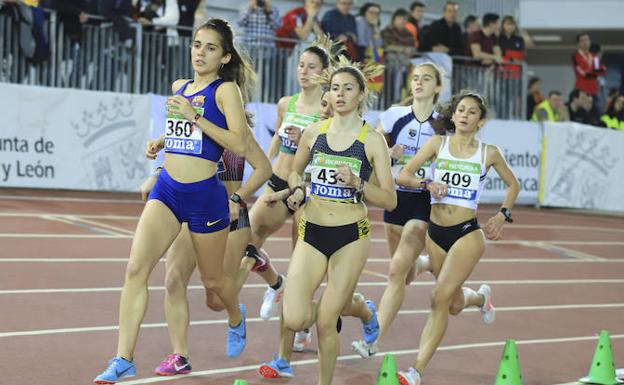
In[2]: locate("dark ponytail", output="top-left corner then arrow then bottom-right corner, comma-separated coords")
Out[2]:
194,18 -> 257,125
431,90 -> 488,135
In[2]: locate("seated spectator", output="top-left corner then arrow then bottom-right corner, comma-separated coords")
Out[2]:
405,1 -> 424,50
275,0 -> 323,49
583,93 -> 602,126
321,0 -> 358,59
466,12 -> 502,65
355,2 -> 382,61
238,0 -> 281,47
461,14 -> 479,54
566,89 -> 591,124
499,15 -> 524,77
381,8 -> 416,65
572,32 -> 606,114
420,1 -> 462,55
600,94 -> 624,130
532,90 -> 565,122
527,76 -> 544,120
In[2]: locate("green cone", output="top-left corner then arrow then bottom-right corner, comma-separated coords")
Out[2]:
494,339 -> 523,385
579,330 -> 624,385
376,353 -> 399,385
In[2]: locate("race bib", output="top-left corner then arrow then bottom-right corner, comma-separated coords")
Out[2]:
278,112 -> 318,153
391,152 -> 432,192
434,158 -> 481,200
165,99 -> 204,155
309,153 -> 362,202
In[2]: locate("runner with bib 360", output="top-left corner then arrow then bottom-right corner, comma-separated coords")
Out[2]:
394,91 -> 520,385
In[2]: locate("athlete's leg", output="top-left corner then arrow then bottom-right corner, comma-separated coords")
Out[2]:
412,230 -> 485,374
117,200 -> 182,359
383,222 -> 402,257
317,237 -> 370,385
164,224 -> 197,357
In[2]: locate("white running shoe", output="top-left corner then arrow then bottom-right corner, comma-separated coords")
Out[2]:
350,339 -> 378,358
260,276 -> 285,321
292,329 -> 312,352
478,284 -> 495,325
397,367 -> 421,385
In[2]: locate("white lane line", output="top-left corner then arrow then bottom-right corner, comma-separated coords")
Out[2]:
523,241 -> 605,261
116,334 -> 624,384
2,303 -> 623,338
39,214 -> 121,236
0,195 -> 143,204
2,279 -> 624,295
1,257 -> 624,264
65,215 -> 135,236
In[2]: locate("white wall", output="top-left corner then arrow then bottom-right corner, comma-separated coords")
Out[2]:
530,64 -> 576,101
520,0 -> 624,29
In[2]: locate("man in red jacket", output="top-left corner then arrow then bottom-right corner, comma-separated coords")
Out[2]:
572,32 -> 606,113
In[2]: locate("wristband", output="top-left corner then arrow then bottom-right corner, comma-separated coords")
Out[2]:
192,113 -> 201,126
420,178 -> 432,189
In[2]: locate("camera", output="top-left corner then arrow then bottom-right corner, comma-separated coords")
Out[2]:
257,0 -> 265,8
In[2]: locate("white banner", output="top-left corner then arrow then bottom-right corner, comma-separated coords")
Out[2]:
0,83 -> 152,191
541,122 -> 624,212
477,119 -> 542,205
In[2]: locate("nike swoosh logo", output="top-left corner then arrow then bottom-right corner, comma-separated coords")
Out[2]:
174,363 -> 188,371
207,219 -> 222,227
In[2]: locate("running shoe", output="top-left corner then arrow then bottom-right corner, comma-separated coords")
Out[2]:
260,276 -> 284,320
245,245 -> 269,273
478,284 -> 495,324
351,339 -> 378,358
154,354 -> 192,376
258,356 -> 294,378
94,357 -> 136,384
398,367 -> 421,385
362,300 -> 380,344
227,303 -> 247,358
293,329 -> 312,352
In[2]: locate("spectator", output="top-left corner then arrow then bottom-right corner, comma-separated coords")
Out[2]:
582,93 -> 602,126
532,90 -> 565,122
355,2 -> 382,61
420,1 -> 462,55
137,0 -> 180,40
572,32 -> 606,114
526,76 -> 544,120
566,88 -> 591,124
405,1 -> 424,50
590,42 -> 607,113
238,0 -> 281,47
460,14 -> 479,54
381,8 -> 415,105
600,94 -> 624,130
321,0 -> 358,59
499,15 -> 524,77
175,0 -> 200,37
466,12 -> 502,65
275,0 -> 323,49
47,0 -> 89,43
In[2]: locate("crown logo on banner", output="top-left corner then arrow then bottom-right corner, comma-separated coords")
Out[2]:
71,96 -> 136,148
565,131 -> 619,174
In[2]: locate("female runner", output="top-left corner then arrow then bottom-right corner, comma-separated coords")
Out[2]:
259,57 -> 396,385
395,91 -> 520,385
94,18 -> 255,384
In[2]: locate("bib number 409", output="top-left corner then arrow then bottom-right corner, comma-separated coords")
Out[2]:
167,120 -> 193,137
441,172 -> 471,187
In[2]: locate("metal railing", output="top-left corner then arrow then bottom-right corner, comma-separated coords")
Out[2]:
0,7 -> 526,118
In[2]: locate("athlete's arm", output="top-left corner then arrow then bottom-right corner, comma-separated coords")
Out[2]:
355,130 -> 397,211
484,144 -> 520,240
268,96 -> 290,160
235,134 -> 272,200
397,135 -> 442,188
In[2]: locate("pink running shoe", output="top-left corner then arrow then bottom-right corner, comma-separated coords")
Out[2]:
154,354 -> 192,376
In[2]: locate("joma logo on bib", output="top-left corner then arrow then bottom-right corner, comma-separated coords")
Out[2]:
311,184 -> 354,199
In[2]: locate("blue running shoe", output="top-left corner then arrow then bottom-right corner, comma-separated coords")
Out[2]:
94,357 -> 136,384
258,356 -> 294,378
227,303 -> 247,358
362,300 -> 380,344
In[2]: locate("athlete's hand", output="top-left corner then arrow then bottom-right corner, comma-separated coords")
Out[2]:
264,189 -> 291,207
427,181 -> 448,200
167,95 -> 196,121
484,213 -> 505,240
286,188 -> 305,211
146,138 -> 164,159
337,164 -> 358,187
139,175 -> 158,202
285,126 -> 302,144
389,144 -> 405,160
229,200 -> 240,222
